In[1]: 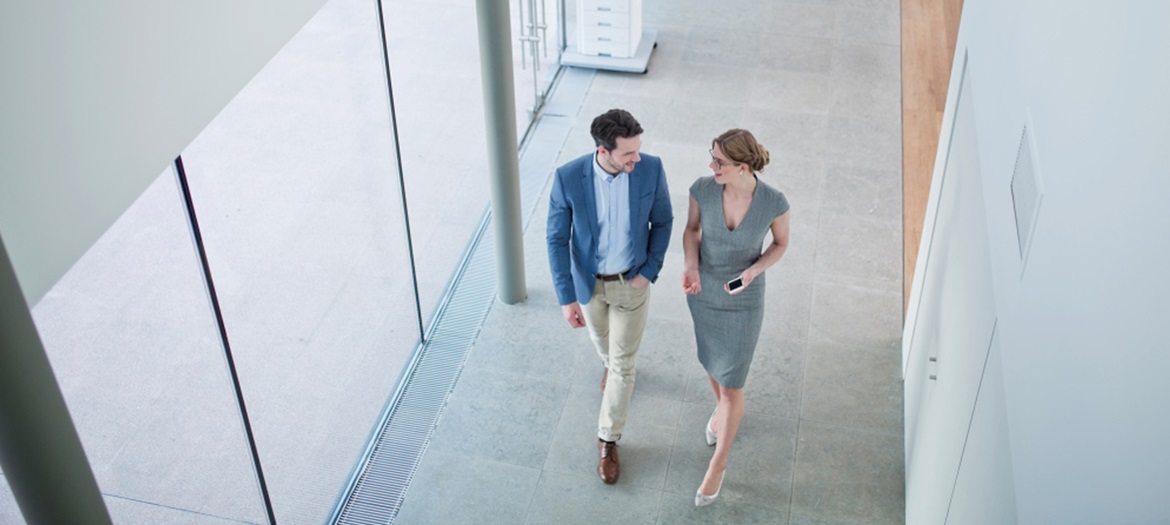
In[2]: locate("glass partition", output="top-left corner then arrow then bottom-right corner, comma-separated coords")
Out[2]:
4,0 -> 570,522
178,0 -> 420,522
384,0 -> 566,329
512,0 -> 566,129
383,0 -> 494,327
31,167 -> 264,524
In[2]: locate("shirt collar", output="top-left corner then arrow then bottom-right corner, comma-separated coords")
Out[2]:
593,152 -> 626,182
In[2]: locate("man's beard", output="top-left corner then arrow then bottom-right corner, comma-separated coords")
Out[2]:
602,155 -> 625,174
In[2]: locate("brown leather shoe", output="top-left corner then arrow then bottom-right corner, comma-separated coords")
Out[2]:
598,439 -> 619,484
601,368 -> 608,394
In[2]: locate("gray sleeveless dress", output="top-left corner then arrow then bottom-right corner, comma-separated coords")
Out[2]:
686,176 -> 790,389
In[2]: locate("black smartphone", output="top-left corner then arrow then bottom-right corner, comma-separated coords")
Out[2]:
726,277 -> 744,294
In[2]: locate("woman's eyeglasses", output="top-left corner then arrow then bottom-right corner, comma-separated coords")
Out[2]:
710,149 -> 734,168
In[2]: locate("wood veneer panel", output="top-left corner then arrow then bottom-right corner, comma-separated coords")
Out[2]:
902,0 -> 963,315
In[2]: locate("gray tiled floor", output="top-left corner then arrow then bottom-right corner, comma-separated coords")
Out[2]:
396,1 -> 904,524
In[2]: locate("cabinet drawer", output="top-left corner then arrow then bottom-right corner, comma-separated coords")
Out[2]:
583,9 -> 630,28
582,27 -> 630,45
581,0 -> 630,15
580,39 -> 635,58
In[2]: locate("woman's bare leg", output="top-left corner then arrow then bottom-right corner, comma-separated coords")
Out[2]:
707,375 -> 723,432
699,383 -> 744,496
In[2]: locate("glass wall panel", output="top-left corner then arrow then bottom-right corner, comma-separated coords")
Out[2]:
563,0 -> 579,56
538,0 -> 565,96
511,0 -> 565,125
384,0 -> 568,329
384,0 -> 493,327
30,166 -> 264,524
179,0 -> 419,522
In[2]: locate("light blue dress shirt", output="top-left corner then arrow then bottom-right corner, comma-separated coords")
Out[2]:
592,153 -> 634,275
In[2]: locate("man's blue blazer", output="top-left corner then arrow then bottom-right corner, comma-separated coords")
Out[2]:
546,152 -> 673,306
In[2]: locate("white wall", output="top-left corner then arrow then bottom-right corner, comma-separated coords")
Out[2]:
906,1 -> 1170,522
0,0 -> 327,305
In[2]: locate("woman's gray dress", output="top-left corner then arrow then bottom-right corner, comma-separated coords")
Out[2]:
687,176 -> 789,389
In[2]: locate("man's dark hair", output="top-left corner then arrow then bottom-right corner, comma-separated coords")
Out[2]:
590,109 -> 643,152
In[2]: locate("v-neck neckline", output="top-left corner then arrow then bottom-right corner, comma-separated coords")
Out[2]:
719,176 -> 758,232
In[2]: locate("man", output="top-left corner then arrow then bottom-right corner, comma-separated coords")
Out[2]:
546,109 -> 673,484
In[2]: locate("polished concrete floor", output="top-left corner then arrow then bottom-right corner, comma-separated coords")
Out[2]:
396,0 -> 905,523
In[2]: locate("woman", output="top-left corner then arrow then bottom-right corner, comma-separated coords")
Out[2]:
681,129 -> 790,506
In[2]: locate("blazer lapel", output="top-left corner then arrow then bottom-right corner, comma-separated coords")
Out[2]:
626,163 -> 644,228
579,159 -> 599,241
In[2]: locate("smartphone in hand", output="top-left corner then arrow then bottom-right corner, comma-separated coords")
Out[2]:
726,277 -> 744,294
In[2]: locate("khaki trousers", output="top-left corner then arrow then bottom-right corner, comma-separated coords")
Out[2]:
581,277 -> 650,442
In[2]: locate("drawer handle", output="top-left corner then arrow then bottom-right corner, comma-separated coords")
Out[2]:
598,22 -> 612,26
598,37 -> 611,41
597,7 -> 611,11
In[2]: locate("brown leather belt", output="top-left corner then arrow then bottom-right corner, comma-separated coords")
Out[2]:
597,271 -> 626,282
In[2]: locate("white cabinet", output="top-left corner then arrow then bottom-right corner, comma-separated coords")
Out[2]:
578,0 -> 642,58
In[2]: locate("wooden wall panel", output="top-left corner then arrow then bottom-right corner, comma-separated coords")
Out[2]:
902,0 -> 964,313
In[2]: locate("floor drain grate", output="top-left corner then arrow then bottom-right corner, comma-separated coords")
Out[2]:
333,227 -> 497,525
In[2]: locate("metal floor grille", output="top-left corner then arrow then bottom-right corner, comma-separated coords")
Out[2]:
333,227 -> 497,525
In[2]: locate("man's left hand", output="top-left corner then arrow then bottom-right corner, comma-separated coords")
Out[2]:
629,274 -> 650,289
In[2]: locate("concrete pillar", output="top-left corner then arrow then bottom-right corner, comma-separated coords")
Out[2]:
475,0 -> 527,304
0,235 -> 112,525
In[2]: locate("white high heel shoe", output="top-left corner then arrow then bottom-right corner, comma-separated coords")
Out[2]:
694,470 -> 726,507
705,410 -> 718,446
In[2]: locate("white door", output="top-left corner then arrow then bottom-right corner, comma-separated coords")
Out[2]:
946,327 -> 1019,524
904,54 -> 999,524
